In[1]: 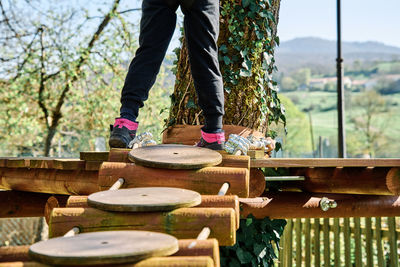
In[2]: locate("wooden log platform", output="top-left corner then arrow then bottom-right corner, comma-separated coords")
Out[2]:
59,195 -> 239,228
287,167 -> 397,195
99,162 -> 249,197
0,167 -> 99,195
0,239 -> 219,267
0,191 -> 67,218
240,192 -> 400,219
49,207 -> 236,246
0,256 -> 214,267
250,158 -> 400,168
108,148 -> 251,169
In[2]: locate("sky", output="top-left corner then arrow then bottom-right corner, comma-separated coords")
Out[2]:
277,0 -> 400,47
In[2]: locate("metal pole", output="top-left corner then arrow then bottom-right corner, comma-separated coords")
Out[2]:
337,0 -> 346,158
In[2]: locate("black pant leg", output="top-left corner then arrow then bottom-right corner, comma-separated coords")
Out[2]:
181,0 -> 224,132
120,0 -> 178,121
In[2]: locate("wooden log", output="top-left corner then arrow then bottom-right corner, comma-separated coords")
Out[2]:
79,151 -> 109,161
217,152 -> 250,169
62,195 -> 239,229
0,262 -> 48,267
108,148 -> 131,162
0,167 -> 99,195
0,257 -> 214,267
109,148 -> 250,169
0,191 -> 68,218
44,196 -> 69,224
0,246 -> 30,262
289,167 -> 395,195
162,124 -> 264,145
240,192 -> 400,219
0,240 -> 219,266
174,239 -> 219,267
49,207 -> 236,246
52,159 -> 85,170
99,162 -> 249,197
250,158 -> 400,168
249,168 -> 266,197
84,161 -> 103,171
386,167 -> 400,195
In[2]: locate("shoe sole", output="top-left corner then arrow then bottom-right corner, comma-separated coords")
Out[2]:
109,137 -> 129,148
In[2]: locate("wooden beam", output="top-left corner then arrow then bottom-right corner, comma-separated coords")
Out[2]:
99,162 -> 249,197
0,246 -> 30,262
0,168 -> 99,195
108,148 -> 251,169
79,151 -> 109,161
0,191 -> 68,218
288,167 -> 396,195
249,168 -> 266,197
251,158 -> 400,168
0,256 -> 215,267
174,239 -> 219,267
0,240 -> 219,266
49,207 -> 236,246
240,192 -> 400,219
60,195 -> 239,229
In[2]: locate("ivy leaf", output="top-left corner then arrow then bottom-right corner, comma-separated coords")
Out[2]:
274,36 -> 280,46
186,99 -> 197,109
236,248 -> 252,264
219,44 -> 228,54
241,59 -> 252,71
240,68 -> 252,77
242,0 -> 250,8
223,56 -> 232,65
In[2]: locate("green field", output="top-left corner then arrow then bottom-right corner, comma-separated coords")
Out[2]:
282,91 -> 400,157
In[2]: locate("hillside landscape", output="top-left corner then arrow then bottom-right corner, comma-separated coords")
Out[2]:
274,37 -> 400,158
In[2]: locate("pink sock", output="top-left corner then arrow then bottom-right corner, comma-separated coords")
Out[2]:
114,118 -> 138,131
201,130 -> 225,144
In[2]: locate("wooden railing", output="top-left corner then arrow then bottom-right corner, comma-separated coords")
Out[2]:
278,217 -> 400,267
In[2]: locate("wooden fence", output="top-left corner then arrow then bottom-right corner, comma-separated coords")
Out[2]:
277,217 -> 400,267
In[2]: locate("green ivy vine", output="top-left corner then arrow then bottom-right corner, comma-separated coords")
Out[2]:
218,0 -> 286,134
220,215 -> 287,267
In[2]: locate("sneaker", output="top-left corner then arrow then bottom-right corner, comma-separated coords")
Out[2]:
109,118 -> 138,148
196,130 -> 225,150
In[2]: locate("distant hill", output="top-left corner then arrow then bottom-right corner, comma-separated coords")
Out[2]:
275,37 -> 400,74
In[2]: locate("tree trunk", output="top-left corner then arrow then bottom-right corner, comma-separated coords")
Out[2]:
168,0 -> 282,134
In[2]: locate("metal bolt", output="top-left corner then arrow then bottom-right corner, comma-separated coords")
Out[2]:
320,197 -> 338,211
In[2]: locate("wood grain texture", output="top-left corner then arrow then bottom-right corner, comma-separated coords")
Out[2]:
129,145 -> 222,170
29,231 -> 178,265
249,168 -> 266,197
174,239 -> 219,267
79,151 -> 109,161
0,246 -> 30,262
87,187 -> 202,212
289,167 -> 394,195
162,125 -> 264,145
0,167 -> 99,195
240,192 -> 400,219
251,158 -> 400,168
64,195 -> 239,229
98,162 -> 249,197
0,256 -> 214,267
49,207 -> 236,246
0,240 -> 219,267
0,191 -> 66,218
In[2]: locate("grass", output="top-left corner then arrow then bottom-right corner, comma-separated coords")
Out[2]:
281,90 -> 400,157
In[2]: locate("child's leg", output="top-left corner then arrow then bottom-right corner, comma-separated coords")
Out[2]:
120,0 -> 179,122
181,0 -> 224,134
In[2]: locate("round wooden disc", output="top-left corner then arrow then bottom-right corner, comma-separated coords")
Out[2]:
29,231 -> 178,266
88,187 -> 202,212
128,144 -> 222,169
